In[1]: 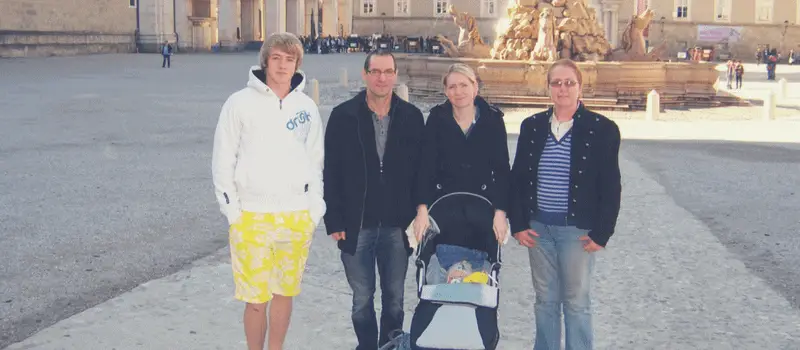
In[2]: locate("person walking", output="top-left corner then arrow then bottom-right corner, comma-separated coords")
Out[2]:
161,40 -> 173,68
211,32 -> 325,350
735,60 -> 744,90
508,58 -> 622,350
323,50 -> 426,350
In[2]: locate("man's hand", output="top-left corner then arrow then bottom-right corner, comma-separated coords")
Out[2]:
579,235 -> 603,252
492,210 -> 509,244
331,231 -> 346,241
513,229 -> 539,248
413,205 -> 430,242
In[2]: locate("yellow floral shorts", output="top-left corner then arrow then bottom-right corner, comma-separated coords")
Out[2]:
228,210 -> 315,304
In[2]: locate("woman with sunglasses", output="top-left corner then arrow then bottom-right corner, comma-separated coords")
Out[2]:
508,59 -> 622,350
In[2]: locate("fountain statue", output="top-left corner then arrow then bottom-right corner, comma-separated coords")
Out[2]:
436,5 -> 492,58
393,0 -> 727,109
608,8 -> 667,61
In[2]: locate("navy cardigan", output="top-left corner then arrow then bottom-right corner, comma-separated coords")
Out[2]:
508,104 -> 622,246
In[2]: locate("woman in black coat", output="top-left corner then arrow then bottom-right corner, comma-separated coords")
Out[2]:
413,63 -> 510,281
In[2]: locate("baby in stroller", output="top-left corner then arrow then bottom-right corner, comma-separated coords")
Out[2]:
434,244 -> 490,285
382,192 -> 503,350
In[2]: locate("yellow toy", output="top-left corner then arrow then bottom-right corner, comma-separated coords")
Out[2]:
462,271 -> 490,284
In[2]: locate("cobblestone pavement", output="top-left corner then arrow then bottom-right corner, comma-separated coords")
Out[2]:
2,52 -> 799,350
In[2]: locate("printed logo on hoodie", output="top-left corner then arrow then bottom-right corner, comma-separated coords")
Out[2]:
287,110 -> 312,142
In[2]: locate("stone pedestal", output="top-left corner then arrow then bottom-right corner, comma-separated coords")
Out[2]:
763,90 -> 776,121
646,89 -> 660,121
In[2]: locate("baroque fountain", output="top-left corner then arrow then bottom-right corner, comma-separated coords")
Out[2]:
395,0 -> 725,110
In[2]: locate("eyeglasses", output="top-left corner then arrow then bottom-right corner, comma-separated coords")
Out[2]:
367,69 -> 397,77
549,80 -> 579,88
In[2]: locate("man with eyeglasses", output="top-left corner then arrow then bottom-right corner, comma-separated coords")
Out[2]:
323,50 -> 426,350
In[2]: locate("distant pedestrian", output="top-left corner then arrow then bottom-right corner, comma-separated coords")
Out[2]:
735,60 -> 744,89
211,32 -> 325,350
161,41 -> 173,68
725,60 -> 734,89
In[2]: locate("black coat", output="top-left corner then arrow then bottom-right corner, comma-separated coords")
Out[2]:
323,90 -> 425,255
415,97 -> 510,211
508,104 -> 622,246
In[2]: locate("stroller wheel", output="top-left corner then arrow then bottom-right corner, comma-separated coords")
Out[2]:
378,330 -> 411,350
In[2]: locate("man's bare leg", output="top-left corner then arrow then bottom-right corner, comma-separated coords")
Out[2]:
244,302 -> 269,350
267,294 -> 293,350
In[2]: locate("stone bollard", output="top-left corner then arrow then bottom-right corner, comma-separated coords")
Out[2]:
779,78 -> 788,99
645,89 -> 660,121
310,79 -> 320,105
396,84 -> 409,102
340,68 -> 348,87
763,89 -> 776,121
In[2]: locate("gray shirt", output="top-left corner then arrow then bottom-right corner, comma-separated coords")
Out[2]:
372,111 -> 390,162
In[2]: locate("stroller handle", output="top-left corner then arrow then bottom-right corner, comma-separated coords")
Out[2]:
413,191 -> 503,265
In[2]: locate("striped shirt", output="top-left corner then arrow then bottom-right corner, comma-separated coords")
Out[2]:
537,131 -> 572,214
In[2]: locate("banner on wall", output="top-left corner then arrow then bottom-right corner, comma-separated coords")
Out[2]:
697,25 -> 744,43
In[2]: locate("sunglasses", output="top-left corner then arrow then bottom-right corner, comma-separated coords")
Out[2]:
549,80 -> 579,88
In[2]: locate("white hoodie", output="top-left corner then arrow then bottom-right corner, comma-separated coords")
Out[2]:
212,66 -> 325,227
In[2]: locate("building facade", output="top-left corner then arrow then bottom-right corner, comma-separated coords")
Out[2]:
136,0 -> 352,52
3,0 -> 800,58
626,0 -> 800,60
0,0 -> 137,57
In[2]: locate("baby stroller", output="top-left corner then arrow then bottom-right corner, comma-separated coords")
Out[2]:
381,192 -> 502,350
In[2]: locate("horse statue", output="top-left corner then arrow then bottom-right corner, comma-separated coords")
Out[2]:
531,7 -> 558,62
608,8 -> 666,61
436,5 -> 492,58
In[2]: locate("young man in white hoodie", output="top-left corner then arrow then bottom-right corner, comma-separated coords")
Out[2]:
211,32 -> 325,350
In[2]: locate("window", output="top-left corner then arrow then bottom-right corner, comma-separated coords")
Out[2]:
192,0 -> 211,17
435,0 -> 449,16
756,0 -> 774,23
715,0 -> 730,22
129,0 -> 136,8
674,0 -> 689,19
395,0 -> 409,16
362,0 -> 375,15
482,0 -> 496,17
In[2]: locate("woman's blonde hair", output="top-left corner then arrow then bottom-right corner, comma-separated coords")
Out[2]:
546,58 -> 583,86
259,32 -> 304,71
442,63 -> 479,87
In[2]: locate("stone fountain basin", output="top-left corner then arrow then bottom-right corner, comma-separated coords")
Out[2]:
395,54 -> 726,110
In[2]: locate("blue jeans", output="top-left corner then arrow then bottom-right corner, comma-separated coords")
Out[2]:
527,220 -> 595,350
341,227 -> 409,350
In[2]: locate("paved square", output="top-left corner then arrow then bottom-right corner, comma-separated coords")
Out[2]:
2,52 -> 800,349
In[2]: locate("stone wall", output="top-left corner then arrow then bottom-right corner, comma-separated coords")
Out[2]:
0,0 -> 137,58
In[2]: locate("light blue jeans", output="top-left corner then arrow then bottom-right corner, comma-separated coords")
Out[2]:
527,220 -> 595,350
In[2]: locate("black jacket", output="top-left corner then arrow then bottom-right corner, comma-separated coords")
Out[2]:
323,90 -> 425,255
416,96 -> 510,211
508,104 -> 622,246
414,96 -> 510,253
